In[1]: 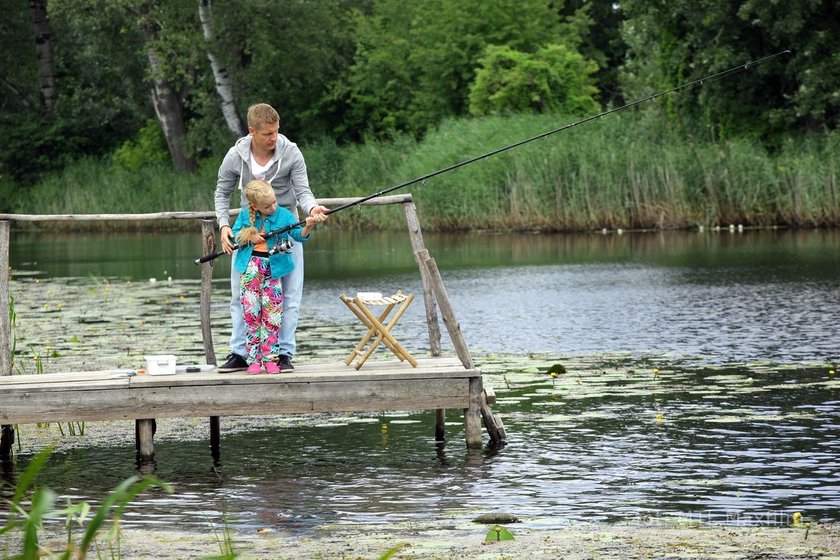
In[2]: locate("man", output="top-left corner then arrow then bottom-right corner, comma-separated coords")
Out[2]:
214,103 -> 328,372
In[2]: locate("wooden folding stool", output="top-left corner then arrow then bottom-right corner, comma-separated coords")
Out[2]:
339,290 -> 418,370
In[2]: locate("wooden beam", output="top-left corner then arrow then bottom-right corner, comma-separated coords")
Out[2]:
210,416 -> 220,465
0,220 -> 10,377
136,419 -> 155,462
200,219 -> 216,365
464,377 -> 483,448
403,201 -> 441,355
435,409 -> 446,441
0,359 -> 478,425
419,250 -> 474,369
0,379 -> 472,424
1,221 -> 13,460
484,385 -> 497,405
0,195 -> 413,223
480,391 -> 506,445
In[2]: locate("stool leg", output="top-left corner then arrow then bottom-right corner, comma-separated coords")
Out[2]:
340,297 -> 380,366
380,296 -> 416,362
355,300 -> 418,368
353,302 -> 397,369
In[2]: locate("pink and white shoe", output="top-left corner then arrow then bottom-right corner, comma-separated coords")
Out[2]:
264,362 -> 281,374
246,362 -> 263,375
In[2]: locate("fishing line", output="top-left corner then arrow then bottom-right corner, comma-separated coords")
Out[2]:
197,49 -> 791,264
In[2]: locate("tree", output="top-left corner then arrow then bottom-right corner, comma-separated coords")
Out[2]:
136,1 -> 195,172
216,0 -> 364,142
558,1 -> 627,107
0,0 -> 41,114
198,0 -> 245,139
469,44 -> 600,116
736,0 -> 839,132
620,0 -> 839,141
29,0 -> 57,114
335,0 -> 571,139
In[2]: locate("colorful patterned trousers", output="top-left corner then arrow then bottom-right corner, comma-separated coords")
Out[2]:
240,256 -> 284,365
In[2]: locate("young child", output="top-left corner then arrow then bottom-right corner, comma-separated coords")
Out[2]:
232,179 -> 320,374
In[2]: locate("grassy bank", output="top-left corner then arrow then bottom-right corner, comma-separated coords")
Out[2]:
7,113 -> 839,231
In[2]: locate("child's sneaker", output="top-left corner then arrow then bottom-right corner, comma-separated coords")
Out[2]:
265,362 -> 281,374
246,362 -> 262,375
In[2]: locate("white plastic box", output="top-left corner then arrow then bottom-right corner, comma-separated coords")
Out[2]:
144,355 -> 177,375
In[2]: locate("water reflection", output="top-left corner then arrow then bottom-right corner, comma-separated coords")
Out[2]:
10,228 -> 840,281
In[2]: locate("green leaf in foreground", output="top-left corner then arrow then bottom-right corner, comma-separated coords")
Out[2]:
484,524 -> 515,542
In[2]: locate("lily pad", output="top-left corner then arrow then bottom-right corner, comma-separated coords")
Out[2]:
547,363 -> 567,375
483,524 -> 515,542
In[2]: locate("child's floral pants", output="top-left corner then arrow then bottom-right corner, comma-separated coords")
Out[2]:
240,256 -> 284,364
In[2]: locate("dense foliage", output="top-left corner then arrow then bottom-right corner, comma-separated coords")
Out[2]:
0,0 -> 837,227
619,0 -> 839,142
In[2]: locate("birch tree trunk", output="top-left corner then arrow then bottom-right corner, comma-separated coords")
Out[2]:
139,3 -> 197,173
29,0 -> 57,114
198,0 -> 246,138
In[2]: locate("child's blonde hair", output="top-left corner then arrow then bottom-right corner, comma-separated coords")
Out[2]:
237,179 -> 275,244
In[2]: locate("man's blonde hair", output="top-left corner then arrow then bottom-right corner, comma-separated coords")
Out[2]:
247,103 -> 280,130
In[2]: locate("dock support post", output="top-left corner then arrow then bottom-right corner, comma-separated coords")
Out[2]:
435,409 -> 446,441
464,378 -> 483,448
210,416 -> 221,465
0,221 -> 14,460
200,219 -> 217,365
0,426 -> 13,460
200,219 -> 222,465
136,419 -> 156,463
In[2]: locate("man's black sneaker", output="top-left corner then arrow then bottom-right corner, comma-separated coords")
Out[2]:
218,353 -> 248,373
277,354 -> 295,372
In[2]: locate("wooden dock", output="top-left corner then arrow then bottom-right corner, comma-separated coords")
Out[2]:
0,196 -> 506,463
0,357 -> 501,462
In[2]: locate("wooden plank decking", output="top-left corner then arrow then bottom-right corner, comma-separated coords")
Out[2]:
0,357 -> 479,425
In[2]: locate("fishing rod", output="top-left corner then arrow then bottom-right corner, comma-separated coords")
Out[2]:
196,49 -> 791,265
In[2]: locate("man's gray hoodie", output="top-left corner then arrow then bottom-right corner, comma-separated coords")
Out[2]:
214,134 -> 319,230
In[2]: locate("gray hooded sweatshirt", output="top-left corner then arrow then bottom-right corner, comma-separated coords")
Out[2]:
214,134 -> 319,230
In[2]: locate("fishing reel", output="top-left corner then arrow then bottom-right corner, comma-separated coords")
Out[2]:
268,237 -> 294,255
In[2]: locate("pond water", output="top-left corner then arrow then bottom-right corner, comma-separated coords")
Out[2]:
2,227 -> 839,530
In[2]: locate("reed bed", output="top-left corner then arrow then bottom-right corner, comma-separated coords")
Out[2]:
9,113 -> 838,232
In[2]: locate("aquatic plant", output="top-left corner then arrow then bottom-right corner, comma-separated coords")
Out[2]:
208,518 -> 237,560
378,543 -> 410,559
1,448 -> 173,559
484,524 -> 515,542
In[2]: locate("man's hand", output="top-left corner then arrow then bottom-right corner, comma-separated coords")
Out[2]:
220,226 -> 236,254
310,205 -> 330,223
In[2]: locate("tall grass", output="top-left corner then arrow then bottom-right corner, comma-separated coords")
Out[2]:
10,114 -> 839,231
396,113 -> 840,230
1,448 -> 175,559
10,158 -> 218,227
